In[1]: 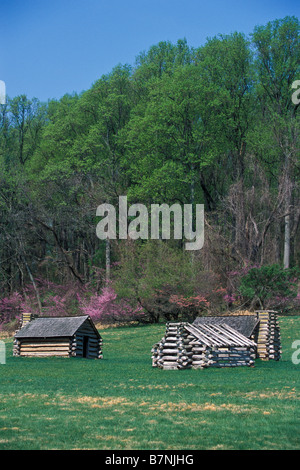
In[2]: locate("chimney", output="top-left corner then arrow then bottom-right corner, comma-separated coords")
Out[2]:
255,310 -> 281,361
20,313 -> 38,329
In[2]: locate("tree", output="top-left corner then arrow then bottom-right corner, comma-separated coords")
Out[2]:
113,241 -> 212,322
9,95 -> 46,166
251,16 -> 300,268
0,18 -> 299,319
238,264 -> 299,310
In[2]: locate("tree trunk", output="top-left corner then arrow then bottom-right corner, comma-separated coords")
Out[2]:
22,257 -> 42,314
283,151 -> 292,269
283,212 -> 290,269
105,238 -> 110,282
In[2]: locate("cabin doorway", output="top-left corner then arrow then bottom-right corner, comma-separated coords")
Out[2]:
82,336 -> 89,358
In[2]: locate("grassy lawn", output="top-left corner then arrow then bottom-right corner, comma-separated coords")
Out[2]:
0,316 -> 299,450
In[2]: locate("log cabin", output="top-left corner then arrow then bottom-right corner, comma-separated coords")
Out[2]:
193,311 -> 281,361
152,321 -> 257,370
152,311 -> 281,370
13,314 -> 103,359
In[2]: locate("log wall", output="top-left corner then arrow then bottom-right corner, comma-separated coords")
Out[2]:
152,322 -> 192,370
71,319 -> 103,359
14,338 -> 71,357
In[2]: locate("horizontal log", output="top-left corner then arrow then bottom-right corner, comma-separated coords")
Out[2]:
215,354 -> 252,359
160,342 -> 188,348
157,359 -> 178,365
159,355 -> 180,361
192,360 -> 212,366
75,334 -> 101,341
20,351 -> 69,356
20,342 -> 70,348
20,339 -> 69,345
76,327 -> 100,335
159,349 -> 180,354
20,347 -> 70,353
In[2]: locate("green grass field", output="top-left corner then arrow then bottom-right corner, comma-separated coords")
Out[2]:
0,316 -> 299,450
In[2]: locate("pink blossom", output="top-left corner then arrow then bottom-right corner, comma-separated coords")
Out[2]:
78,285 -> 144,323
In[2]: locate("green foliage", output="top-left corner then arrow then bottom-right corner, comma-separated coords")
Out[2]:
251,16 -> 300,111
239,264 -> 299,309
249,16 -> 300,179
0,16 -> 299,309
114,241 -> 199,322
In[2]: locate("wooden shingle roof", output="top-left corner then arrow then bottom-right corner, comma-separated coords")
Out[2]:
15,315 -> 100,339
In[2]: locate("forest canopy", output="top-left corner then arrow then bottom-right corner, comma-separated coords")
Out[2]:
0,16 -> 299,326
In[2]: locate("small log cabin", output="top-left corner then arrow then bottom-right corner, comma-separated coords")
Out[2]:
14,314 -> 103,359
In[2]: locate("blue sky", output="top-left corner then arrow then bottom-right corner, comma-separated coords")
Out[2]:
0,0 -> 299,102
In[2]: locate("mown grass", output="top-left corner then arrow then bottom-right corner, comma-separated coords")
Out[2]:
0,316 -> 299,450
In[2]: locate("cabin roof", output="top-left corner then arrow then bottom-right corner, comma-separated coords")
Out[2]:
15,315 -> 100,339
193,315 -> 259,339
185,322 -> 256,347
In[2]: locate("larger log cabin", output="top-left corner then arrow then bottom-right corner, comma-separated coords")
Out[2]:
151,311 -> 281,370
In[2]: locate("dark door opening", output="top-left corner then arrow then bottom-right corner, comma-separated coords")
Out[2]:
82,336 -> 89,358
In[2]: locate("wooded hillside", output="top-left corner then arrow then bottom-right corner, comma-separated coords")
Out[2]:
0,16 -> 299,326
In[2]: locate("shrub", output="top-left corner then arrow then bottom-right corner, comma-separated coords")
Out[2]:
0,292 -> 23,330
22,279 -> 85,316
113,241 -> 227,322
0,279 -> 86,331
78,284 -> 145,324
238,264 -> 300,312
